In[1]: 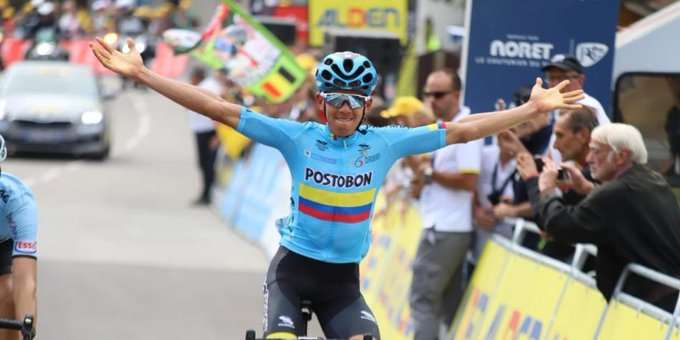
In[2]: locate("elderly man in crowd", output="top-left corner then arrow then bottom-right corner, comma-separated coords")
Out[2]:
517,123 -> 680,311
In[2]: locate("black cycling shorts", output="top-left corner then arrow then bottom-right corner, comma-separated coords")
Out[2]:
263,246 -> 380,339
0,239 -> 13,275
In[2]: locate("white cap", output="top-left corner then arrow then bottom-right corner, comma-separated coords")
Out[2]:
115,0 -> 135,9
37,2 -> 55,15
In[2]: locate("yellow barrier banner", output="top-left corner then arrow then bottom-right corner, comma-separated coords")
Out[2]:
597,300 -> 669,339
486,255 -> 567,339
361,195 -> 421,340
451,241 -> 510,340
547,279 -> 606,340
671,325 -> 680,340
308,0 -> 408,46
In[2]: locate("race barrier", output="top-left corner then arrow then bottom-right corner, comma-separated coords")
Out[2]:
216,141 -> 680,340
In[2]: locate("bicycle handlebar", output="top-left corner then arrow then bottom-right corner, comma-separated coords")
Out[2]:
0,315 -> 35,340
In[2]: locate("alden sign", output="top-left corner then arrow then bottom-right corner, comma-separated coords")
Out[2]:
308,0 -> 407,46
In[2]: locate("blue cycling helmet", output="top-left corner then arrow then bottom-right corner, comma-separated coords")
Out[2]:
315,52 -> 378,96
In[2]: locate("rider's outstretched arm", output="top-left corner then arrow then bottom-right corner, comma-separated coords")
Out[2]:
136,67 -> 242,127
444,78 -> 583,145
90,38 -> 242,128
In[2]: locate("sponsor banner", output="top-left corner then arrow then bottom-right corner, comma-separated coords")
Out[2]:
308,0 -> 408,47
361,196 -> 422,340
186,0 -> 306,103
477,253 -> 567,340
450,241 -> 511,340
597,300 -> 669,340
232,144 -> 287,241
547,279 -> 607,340
462,0 -> 619,113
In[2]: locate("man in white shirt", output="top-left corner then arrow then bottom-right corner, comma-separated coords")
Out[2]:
409,70 -> 483,340
187,67 -> 223,205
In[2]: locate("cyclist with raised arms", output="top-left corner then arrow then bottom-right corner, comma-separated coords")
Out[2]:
0,135 -> 38,340
90,38 -> 582,340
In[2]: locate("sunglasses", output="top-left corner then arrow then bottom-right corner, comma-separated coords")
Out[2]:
321,92 -> 370,109
423,91 -> 452,99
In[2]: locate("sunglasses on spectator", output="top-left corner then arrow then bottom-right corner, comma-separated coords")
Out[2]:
320,92 -> 371,109
423,90 -> 453,99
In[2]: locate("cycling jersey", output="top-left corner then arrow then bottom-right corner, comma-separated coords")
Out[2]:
0,172 -> 38,258
237,107 -> 446,263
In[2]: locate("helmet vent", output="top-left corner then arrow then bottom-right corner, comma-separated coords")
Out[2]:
342,59 -> 354,73
324,58 -> 333,65
362,73 -> 374,83
349,80 -> 360,87
321,70 -> 333,80
333,79 -> 347,87
363,61 -> 371,68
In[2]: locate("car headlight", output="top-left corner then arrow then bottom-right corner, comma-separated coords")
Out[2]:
81,111 -> 103,125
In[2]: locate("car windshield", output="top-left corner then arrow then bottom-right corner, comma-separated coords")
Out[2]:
2,64 -> 98,97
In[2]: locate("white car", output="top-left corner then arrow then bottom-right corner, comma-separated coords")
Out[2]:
0,61 -> 111,160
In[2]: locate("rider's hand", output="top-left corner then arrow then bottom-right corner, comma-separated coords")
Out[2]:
90,37 -> 144,79
527,77 -> 584,113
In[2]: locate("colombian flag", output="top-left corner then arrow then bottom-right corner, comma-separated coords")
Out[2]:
298,183 -> 375,223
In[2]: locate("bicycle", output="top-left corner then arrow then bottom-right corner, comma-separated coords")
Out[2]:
0,314 -> 35,340
244,300 -> 374,340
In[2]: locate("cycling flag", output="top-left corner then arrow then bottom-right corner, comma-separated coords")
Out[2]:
163,0 -> 306,103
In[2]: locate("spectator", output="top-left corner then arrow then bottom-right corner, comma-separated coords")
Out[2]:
516,108 -> 599,263
381,97 -> 432,207
187,67 -> 222,206
380,96 -> 434,127
472,131 -> 517,261
58,0 -> 91,38
542,55 -> 610,125
409,69 -> 482,340
490,88 -> 547,222
551,108 -> 599,203
517,123 -> 680,311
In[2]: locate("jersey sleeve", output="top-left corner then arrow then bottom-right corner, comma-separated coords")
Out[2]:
237,107 -> 307,158
7,190 -> 38,258
377,123 -> 447,160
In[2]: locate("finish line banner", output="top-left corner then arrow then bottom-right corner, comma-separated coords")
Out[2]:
461,0 -> 619,114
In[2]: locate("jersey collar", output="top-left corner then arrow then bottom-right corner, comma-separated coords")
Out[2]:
322,124 -> 361,148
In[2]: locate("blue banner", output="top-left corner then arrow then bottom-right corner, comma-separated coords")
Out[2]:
462,0 -> 619,114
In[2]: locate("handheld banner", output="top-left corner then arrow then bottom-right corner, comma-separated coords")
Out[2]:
164,0 -> 306,103
461,0 -> 619,114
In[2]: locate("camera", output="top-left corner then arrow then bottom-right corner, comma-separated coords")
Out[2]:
533,156 -> 569,180
487,191 -> 502,205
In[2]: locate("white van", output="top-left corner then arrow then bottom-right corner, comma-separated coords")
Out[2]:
612,1 -> 680,189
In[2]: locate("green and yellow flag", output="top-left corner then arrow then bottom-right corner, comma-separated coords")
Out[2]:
165,0 -> 306,103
